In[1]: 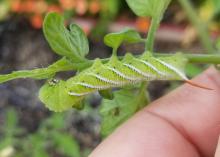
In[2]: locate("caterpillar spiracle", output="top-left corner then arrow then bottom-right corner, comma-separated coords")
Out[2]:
40,52 -> 211,112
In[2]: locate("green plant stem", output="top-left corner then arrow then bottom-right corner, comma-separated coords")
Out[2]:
138,82 -> 150,106
11,53 -> 220,72
143,14 -> 161,104
154,53 -> 220,64
178,0 -> 215,53
0,58 -> 91,84
0,58 -> 71,83
112,48 -> 117,56
145,17 -> 161,52
99,53 -> 220,65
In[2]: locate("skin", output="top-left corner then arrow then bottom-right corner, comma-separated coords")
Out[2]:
89,67 -> 220,157
215,137 -> 220,157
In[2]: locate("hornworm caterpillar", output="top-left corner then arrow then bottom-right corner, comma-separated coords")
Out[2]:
40,52 -> 212,112
67,53 -> 187,96
65,52 -> 209,102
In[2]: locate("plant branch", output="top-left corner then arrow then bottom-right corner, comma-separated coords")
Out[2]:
100,53 -> 220,65
178,0 -> 215,53
0,58 -> 89,84
145,17 -> 161,52
154,53 -> 220,64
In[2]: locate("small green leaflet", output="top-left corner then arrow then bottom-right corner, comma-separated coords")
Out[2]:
69,24 -> 89,58
39,80 -> 83,112
126,0 -> 171,18
43,12 -> 89,61
100,89 -> 148,137
104,28 -> 142,51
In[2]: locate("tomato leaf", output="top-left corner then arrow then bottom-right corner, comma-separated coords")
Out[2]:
43,12 -> 89,61
104,28 -> 142,51
126,0 -> 171,18
100,89 -> 148,137
69,24 -> 89,58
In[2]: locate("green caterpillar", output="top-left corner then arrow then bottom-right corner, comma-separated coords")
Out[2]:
66,52 -> 188,95
40,52 -> 192,111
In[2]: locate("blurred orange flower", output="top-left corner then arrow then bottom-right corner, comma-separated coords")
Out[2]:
59,0 -> 76,10
11,0 -> 22,12
30,14 -> 43,29
22,0 -> 35,13
89,0 -> 100,14
76,0 -> 88,16
47,5 -> 62,13
34,1 -> 48,14
136,17 -> 150,33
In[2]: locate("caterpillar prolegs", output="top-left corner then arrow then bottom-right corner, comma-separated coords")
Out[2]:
40,52 -> 211,112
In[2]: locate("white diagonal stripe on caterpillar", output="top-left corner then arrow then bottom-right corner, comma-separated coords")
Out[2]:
75,82 -> 111,89
154,58 -> 188,80
135,59 -> 166,76
107,67 -> 141,81
68,91 -> 91,96
123,63 -> 153,79
89,73 -> 126,85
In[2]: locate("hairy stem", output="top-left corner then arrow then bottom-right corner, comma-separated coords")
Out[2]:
46,53 -> 220,70
0,58 -> 92,84
154,53 -> 220,64
100,53 -> 220,65
145,17 -> 161,52
178,0 -> 215,53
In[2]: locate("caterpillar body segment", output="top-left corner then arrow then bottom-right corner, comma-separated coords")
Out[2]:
66,52 -> 188,98
143,53 -> 187,80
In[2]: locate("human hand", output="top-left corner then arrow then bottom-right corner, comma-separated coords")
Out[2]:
89,67 -> 220,157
